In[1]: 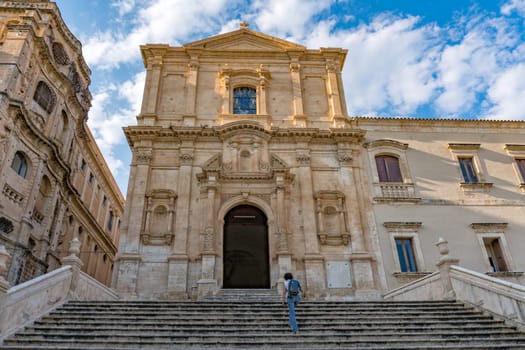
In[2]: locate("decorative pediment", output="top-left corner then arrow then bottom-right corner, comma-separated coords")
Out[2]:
198,152 -> 293,183
184,28 -> 306,52
271,154 -> 288,170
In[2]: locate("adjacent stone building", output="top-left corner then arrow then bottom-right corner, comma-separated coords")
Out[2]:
0,1 -> 124,286
114,24 -> 525,300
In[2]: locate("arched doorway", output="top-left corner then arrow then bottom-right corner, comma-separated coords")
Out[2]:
223,205 -> 270,288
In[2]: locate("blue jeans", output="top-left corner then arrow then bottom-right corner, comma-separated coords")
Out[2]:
287,295 -> 301,332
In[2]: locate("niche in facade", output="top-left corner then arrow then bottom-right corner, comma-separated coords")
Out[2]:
315,191 -> 349,246
141,189 -> 177,245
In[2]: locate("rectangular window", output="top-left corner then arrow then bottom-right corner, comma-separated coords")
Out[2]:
80,159 -> 86,171
483,237 -> 508,272
458,157 -> 478,183
102,196 -> 107,206
395,238 -> 417,272
516,159 -> 525,183
88,173 -> 94,184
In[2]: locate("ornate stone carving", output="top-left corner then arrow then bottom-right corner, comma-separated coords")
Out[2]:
179,153 -> 193,166
134,149 -> 152,164
2,184 -> 24,205
338,154 -> 353,166
296,154 -> 310,166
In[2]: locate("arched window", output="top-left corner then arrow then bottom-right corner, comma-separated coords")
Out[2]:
33,81 -> 56,113
60,110 -> 69,141
52,42 -> 69,65
375,155 -> 402,182
11,152 -> 28,178
233,87 -> 256,114
107,211 -> 114,231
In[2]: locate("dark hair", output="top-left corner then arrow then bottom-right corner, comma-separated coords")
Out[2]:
284,272 -> 293,280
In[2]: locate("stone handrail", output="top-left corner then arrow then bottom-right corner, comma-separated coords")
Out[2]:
383,271 -> 441,300
0,266 -> 73,339
77,271 -> 119,301
384,238 -> 525,328
450,265 -> 525,326
0,239 -> 119,341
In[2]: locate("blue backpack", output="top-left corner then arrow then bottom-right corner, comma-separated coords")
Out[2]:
288,279 -> 300,297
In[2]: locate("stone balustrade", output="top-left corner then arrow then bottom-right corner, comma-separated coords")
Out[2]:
384,238 -> 525,329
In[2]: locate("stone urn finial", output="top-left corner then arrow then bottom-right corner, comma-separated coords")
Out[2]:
436,237 -> 449,257
68,237 -> 81,258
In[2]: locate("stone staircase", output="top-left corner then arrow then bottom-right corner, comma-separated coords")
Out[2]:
2,294 -> 525,349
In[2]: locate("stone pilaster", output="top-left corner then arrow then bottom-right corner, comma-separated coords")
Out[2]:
197,174 -> 218,298
183,58 -> 199,124
16,157 -> 46,247
325,58 -> 344,120
114,148 -> 150,296
167,150 -> 194,298
290,59 -> 304,118
141,55 -> 163,118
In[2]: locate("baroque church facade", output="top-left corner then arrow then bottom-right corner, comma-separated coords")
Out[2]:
0,1 -> 124,287
115,25 -> 525,300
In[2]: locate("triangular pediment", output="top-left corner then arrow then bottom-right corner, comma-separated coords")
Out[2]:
184,28 -> 305,52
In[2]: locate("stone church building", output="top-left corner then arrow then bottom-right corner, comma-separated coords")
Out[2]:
114,25 -> 525,300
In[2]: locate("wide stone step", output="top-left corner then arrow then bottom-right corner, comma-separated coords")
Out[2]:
13,328 -> 521,339
4,335 -> 525,349
2,299 -> 524,350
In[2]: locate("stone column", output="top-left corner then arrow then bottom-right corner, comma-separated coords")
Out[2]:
197,175 -> 218,298
290,60 -> 304,117
257,66 -> 268,115
276,175 -> 292,295
325,58 -> 344,121
167,150 -> 193,298
220,68 -> 231,115
436,238 -> 460,300
141,55 -> 164,118
338,143 -> 377,297
183,59 -> 199,126
114,148 -> 150,297
0,244 -> 11,337
61,237 -> 83,300
296,146 -> 325,297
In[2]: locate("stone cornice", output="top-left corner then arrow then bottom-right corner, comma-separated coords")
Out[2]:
448,143 -> 481,151
470,223 -> 508,232
364,139 -> 408,150
504,144 -> 525,153
124,122 -> 367,146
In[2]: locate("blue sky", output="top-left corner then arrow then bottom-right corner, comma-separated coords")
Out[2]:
53,0 -> 525,195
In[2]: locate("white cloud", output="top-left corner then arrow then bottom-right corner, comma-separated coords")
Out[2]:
304,15 -> 441,115
253,0 -> 334,40
84,0 -> 230,69
87,72 -> 145,175
111,0 -> 136,16
486,64 -> 525,119
501,0 -> 525,17
435,16 -> 521,115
